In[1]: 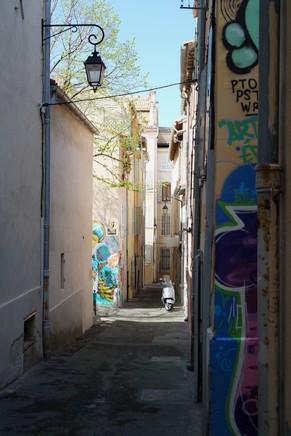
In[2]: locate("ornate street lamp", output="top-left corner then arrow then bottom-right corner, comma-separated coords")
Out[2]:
84,34 -> 106,91
162,203 -> 169,215
42,23 -> 106,91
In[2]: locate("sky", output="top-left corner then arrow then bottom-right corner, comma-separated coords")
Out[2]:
108,0 -> 196,128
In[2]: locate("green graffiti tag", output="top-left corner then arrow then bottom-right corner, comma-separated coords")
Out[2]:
218,115 -> 258,164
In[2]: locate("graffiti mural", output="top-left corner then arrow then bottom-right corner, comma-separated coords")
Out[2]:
222,0 -> 259,74
211,165 -> 258,435
209,1 -> 259,434
92,221 -> 120,306
218,115 -> 258,163
230,79 -> 258,115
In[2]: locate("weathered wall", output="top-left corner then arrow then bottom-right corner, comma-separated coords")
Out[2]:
209,1 -> 259,434
49,104 -> 93,349
281,1 -> 291,433
0,2 -> 43,387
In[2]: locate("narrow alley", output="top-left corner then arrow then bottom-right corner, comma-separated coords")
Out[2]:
0,288 -> 202,436
3,0 -> 291,434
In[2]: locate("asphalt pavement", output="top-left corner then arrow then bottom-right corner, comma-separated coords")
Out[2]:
0,287 -> 202,436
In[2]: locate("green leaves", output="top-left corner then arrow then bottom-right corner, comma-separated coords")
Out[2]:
51,0 -> 148,190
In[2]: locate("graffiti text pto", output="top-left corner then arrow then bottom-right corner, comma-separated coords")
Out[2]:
231,78 -> 258,115
218,115 -> 258,164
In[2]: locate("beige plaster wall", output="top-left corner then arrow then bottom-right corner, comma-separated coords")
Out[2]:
49,105 -> 93,349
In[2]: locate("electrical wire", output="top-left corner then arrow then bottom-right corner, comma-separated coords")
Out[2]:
45,79 -> 196,106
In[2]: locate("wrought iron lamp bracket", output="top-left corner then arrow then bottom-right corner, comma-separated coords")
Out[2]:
42,22 -> 105,50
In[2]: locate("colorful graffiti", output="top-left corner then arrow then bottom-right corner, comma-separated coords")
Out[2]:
92,221 -> 120,306
218,115 -> 258,163
211,165 -> 258,435
222,0 -> 259,74
209,1 -> 259,434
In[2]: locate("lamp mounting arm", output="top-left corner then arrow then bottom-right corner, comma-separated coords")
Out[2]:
42,22 -> 105,46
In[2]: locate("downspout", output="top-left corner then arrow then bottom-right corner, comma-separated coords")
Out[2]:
257,0 -> 281,434
126,181 -> 129,300
184,103 -> 191,321
278,1 -> 287,432
191,0 -> 206,401
42,0 -> 51,357
202,8 -> 216,434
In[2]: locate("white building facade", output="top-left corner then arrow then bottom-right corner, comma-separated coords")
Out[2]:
0,1 -> 44,387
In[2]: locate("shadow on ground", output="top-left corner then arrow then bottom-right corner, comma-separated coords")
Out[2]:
0,287 -> 202,436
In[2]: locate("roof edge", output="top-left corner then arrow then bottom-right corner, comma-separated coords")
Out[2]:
50,80 -> 99,135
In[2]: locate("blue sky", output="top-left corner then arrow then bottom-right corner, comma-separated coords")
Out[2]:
109,0 -> 196,127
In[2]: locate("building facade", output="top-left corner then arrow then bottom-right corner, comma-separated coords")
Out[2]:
91,100 -> 129,309
183,1 -> 259,434
208,2 -> 259,433
127,96 -> 157,297
49,83 -> 96,350
92,94 -> 156,307
0,1 -> 44,388
143,93 -> 159,285
0,1 -> 99,386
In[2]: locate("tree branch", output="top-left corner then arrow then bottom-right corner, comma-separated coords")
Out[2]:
93,153 -> 123,163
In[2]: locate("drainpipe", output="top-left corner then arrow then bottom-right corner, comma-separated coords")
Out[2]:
191,0 -> 206,401
42,0 -> 51,357
202,8 -> 215,433
257,0 -> 281,434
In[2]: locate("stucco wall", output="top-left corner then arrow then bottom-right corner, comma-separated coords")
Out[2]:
49,104 -> 93,349
0,2 -> 43,387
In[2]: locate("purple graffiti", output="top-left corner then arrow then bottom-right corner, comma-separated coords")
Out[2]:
216,208 -> 257,320
215,205 -> 258,434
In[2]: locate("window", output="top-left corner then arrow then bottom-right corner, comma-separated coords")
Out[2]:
162,182 -> 171,201
160,248 -> 170,271
161,214 -> 171,236
60,253 -> 65,289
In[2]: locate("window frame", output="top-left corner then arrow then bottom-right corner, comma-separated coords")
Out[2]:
162,182 -> 171,202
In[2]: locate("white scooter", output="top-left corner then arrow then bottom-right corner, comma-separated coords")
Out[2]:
161,277 -> 175,311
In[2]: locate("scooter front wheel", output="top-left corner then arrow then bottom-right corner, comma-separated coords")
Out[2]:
165,302 -> 173,311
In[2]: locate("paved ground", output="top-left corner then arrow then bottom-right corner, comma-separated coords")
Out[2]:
0,287 -> 202,435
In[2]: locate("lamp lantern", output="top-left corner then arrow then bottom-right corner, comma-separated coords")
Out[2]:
84,49 -> 106,91
42,23 -> 106,93
162,203 -> 169,215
